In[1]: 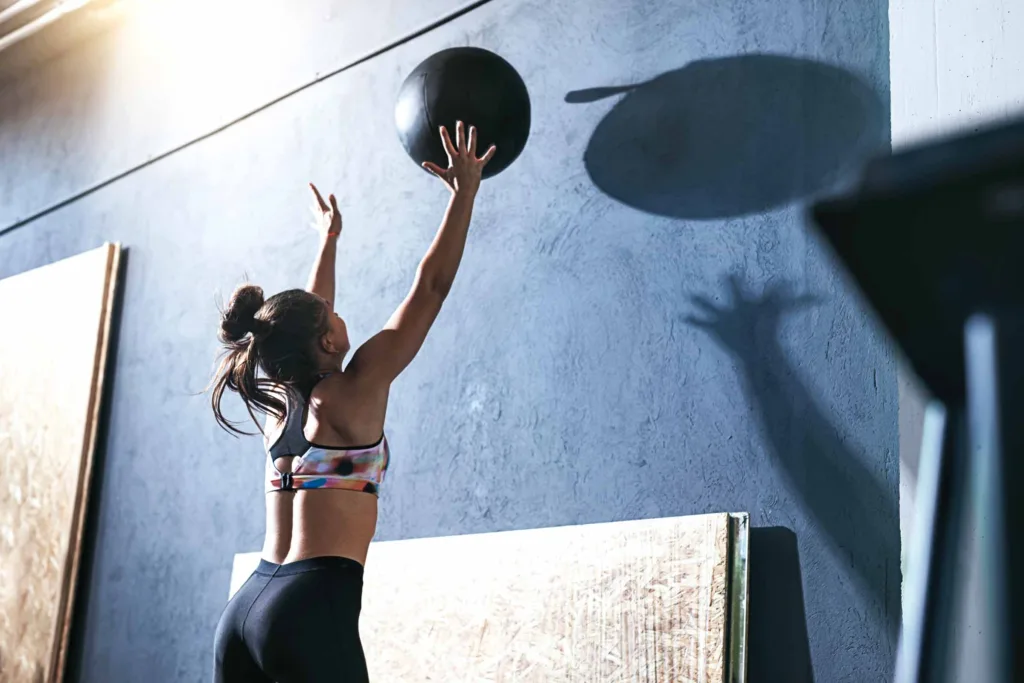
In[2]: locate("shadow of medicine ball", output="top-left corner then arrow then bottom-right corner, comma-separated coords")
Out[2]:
395,47 -> 531,179
566,54 -> 884,219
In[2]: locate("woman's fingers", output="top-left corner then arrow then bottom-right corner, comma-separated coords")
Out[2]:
329,194 -> 340,215
309,183 -> 329,212
479,144 -> 497,165
468,126 -> 478,157
439,126 -> 457,162
422,161 -> 447,179
456,120 -> 466,153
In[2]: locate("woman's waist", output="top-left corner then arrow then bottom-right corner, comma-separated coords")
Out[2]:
255,554 -> 366,577
289,489 -> 375,536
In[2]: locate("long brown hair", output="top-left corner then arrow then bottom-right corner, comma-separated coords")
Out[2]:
210,284 -> 330,435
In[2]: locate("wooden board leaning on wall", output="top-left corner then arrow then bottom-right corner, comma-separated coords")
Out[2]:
230,512 -> 750,683
0,243 -> 121,683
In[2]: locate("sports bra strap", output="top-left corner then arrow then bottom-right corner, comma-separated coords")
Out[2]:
266,373 -> 335,462
268,386 -> 310,461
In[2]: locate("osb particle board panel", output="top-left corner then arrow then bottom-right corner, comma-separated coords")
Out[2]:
231,513 -> 749,683
0,244 -> 121,683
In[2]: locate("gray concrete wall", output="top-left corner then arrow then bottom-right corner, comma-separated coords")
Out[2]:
0,0 -> 470,229
0,0 -> 897,681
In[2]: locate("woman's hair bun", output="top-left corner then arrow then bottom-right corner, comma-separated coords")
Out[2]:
219,284 -> 268,343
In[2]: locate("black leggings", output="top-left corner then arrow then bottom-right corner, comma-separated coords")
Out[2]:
214,556 -> 369,682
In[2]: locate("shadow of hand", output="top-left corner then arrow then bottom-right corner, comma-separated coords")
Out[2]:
684,272 -> 900,640
686,275 -> 817,357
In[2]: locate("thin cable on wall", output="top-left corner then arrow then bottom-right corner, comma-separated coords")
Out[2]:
0,0 -> 497,239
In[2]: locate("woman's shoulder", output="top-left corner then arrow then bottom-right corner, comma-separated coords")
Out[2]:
312,369 -> 381,397
310,369 -> 387,418
309,370 -> 352,405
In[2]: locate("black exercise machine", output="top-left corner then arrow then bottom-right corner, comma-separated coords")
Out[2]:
811,117 -> 1024,683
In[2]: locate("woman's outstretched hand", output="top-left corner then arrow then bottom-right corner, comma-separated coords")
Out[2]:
422,121 -> 496,195
309,183 -> 342,239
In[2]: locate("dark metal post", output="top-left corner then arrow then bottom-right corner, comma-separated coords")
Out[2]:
896,404 -> 968,683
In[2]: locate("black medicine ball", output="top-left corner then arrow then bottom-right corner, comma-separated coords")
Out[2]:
395,47 -> 531,179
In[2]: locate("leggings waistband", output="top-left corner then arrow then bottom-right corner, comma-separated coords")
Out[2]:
256,556 -> 364,577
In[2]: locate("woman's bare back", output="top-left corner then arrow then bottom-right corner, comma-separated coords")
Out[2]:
261,372 -> 389,565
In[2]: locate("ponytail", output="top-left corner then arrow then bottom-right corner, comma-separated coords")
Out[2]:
210,284 -> 288,435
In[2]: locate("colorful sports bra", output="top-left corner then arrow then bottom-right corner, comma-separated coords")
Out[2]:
264,376 -> 390,495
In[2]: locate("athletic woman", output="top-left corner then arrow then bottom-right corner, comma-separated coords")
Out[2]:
210,122 -> 495,682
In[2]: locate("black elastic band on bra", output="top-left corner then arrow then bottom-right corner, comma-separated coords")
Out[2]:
306,433 -> 386,451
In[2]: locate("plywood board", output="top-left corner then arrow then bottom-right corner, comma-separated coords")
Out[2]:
0,244 -> 121,683
231,513 -> 749,682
